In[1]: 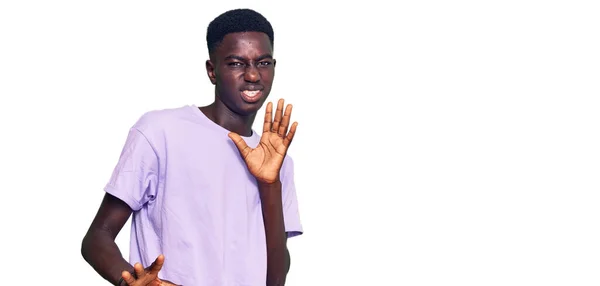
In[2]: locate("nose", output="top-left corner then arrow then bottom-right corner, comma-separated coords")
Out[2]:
244,66 -> 260,83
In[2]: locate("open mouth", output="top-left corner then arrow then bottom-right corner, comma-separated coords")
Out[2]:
240,90 -> 263,103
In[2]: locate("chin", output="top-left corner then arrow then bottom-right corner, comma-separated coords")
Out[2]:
228,99 -> 264,116
238,93 -> 270,113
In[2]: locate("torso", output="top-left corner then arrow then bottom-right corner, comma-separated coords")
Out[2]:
129,105 -> 269,286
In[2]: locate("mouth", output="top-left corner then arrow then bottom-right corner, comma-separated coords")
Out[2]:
240,89 -> 263,103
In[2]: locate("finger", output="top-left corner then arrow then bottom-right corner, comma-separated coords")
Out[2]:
149,254 -> 165,274
122,270 -> 136,285
262,102 -> 273,133
134,262 -> 146,279
228,132 -> 251,158
278,104 -> 293,137
283,122 -> 298,147
271,99 -> 284,133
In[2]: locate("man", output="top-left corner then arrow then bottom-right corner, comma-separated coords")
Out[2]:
81,8 -> 303,286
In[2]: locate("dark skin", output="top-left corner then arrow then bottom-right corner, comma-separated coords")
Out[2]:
81,31 -> 296,286
201,31 -> 276,136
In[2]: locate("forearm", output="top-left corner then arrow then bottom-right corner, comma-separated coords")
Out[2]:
81,230 -> 134,285
258,180 -> 289,286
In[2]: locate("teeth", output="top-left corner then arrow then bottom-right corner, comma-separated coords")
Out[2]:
243,90 -> 259,97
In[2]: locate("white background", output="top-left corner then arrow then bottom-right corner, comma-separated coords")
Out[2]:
1,0 -> 599,285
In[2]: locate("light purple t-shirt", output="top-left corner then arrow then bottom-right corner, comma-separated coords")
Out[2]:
104,105 -> 303,286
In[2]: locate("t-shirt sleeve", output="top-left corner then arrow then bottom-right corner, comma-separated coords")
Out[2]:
281,156 -> 303,238
104,127 -> 159,211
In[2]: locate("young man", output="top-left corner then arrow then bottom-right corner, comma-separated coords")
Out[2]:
81,9 -> 303,286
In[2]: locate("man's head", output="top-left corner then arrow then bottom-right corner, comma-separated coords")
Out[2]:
206,9 -> 276,116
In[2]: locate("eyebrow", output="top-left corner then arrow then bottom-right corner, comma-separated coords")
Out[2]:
224,54 -> 273,62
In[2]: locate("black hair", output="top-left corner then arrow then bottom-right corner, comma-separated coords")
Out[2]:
206,8 -> 274,54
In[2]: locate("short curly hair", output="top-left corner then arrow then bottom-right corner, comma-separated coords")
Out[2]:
206,8 -> 274,54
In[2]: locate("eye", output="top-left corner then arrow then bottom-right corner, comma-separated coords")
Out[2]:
228,62 -> 244,67
257,61 -> 272,67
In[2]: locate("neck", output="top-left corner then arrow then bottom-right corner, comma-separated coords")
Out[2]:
199,97 -> 257,137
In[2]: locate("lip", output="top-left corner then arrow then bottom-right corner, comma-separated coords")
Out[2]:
240,90 -> 263,103
240,84 -> 264,92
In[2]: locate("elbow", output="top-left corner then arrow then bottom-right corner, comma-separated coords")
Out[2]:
81,230 -> 98,263
286,248 -> 291,273
266,268 -> 287,286
81,234 -> 90,261
266,278 -> 286,286
266,249 -> 291,286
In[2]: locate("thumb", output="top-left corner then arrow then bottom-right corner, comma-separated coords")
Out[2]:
228,132 -> 251,158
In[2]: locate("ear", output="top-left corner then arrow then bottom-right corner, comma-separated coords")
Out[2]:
206,60 -> 216,85
273,59 -> 277,67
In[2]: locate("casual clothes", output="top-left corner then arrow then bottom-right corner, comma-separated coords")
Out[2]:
104,105 -> 303,286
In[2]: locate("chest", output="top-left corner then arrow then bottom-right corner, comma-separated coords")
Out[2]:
153,129 -> 263,227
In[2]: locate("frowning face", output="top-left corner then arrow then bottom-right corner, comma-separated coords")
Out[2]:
206,31 -> 276,116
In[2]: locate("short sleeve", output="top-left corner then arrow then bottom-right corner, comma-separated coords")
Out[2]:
104,127 -> 159,211
280,156 -> 303,238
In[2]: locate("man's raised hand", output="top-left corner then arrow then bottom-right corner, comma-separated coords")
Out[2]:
228,99 -> 298,184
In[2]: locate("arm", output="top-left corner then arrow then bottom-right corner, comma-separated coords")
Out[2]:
258,180 -> 291,286
227,99 -> 300,286
83,124 -> 174,285
81,193 -> 135,285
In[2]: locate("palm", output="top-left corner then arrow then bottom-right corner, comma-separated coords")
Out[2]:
229,99 -> 298,184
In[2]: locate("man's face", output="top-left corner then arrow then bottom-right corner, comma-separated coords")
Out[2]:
206,31 -> 275,116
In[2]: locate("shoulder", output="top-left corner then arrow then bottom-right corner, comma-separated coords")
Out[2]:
132,105 -> 192,135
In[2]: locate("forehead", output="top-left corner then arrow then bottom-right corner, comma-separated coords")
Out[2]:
215,31 -> 273,58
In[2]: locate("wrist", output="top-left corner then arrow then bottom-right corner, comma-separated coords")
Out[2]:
256,174 -> 281,185
257,180 -> 282,205
257,180 -> 281,195
257,179 -> 281,188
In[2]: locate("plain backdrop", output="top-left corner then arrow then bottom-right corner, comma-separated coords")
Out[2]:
1,0 -> 599,285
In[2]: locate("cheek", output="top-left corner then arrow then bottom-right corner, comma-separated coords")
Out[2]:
217,74 -> 239,86
261,70 -> 275,83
